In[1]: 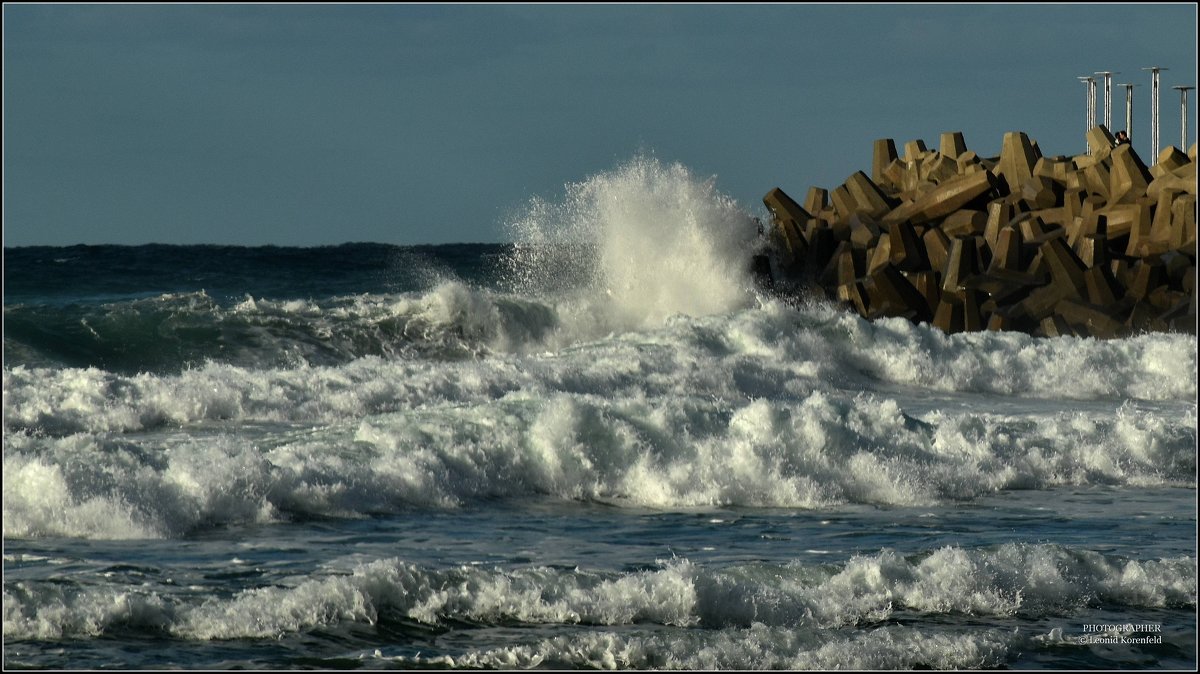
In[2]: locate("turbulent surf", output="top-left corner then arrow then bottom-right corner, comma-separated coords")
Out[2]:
4,156 -> 1196,669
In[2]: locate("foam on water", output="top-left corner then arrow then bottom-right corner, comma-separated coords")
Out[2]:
3,385 -> 1193,538
3,584 -> 175,642
5,161 -> 1196,670
4,300 -> 1193,437
5,545 -> 1193,641
377,624 -> 1018,670
829,309 -> 1198,401
3,283 -> 567,372
6,300 -> 1195,539
503,154 -> 761,336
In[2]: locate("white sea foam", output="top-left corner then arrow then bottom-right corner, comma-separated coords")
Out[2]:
826,309 -> 1198,401
503,154 -> 761,336
4,299 -> 1194,438
378,624 -> 1018,670
3,583 -> 174,641
6,546 -> 1192,641
3,429 -> 286,539
2,450 -> 164,540
4,384 -> 1194,539
4,225 -> 1196,539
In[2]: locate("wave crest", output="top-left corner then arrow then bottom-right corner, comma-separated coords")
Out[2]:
6,546 -> 1193,641
503,154 -> 761,334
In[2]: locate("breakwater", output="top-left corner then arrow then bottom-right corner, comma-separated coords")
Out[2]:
762,127 -> 1196,338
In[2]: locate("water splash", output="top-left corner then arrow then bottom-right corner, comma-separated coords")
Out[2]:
503,154 -> 762,333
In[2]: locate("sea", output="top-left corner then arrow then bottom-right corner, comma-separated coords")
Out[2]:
3,157 -> 1197,670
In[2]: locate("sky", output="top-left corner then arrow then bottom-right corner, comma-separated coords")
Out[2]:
3,3 -> 1197,247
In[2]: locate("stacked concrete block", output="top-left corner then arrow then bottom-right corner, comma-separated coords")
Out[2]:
941,132 -> 968,159
764,126 -> 1197,338
997,131 -> 1042,194
873,139 -> 898,184
1109,145 -> 1154,205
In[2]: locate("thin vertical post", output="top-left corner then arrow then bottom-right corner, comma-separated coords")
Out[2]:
1079,76 -> 1096,155
1095,71 -> 1115,129
1143,67 -> 1167,162
1173,86 -> 1194,150
1117,83 -> 1134,141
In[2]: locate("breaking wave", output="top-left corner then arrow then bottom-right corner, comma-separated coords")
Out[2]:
5,545 -> 1193,641
4,384 -> 1193,539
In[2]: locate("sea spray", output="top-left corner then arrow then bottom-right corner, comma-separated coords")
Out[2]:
7,546 -> 1192,641
4,173 -> 1197,670
5,383 -> 1194,538
5,159 -> 764,373
503,155 -> 762,334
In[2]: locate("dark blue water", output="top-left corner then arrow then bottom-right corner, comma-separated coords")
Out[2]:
4,244 -> 510,373
3,169 -> 1197,670
4,243 -> 506,304
4,489 -> 1195,669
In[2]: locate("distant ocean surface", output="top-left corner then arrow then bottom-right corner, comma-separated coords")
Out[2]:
4,157 -> 1197,669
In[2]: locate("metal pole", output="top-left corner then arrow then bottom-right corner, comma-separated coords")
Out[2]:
1079,76 -> 1096,154
1117,83 -> 1134,141
1173,86 -> 1194,150
1095,71 -> 1115,129
1143,67 -> 1167,162
1090,78 -> 1097,153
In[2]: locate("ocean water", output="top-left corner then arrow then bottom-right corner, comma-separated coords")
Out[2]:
3,157 -> 1197,670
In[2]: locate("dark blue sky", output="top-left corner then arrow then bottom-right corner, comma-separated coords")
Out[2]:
3,3 -> 1197,246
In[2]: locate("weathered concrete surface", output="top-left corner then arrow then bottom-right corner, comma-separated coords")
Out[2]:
989,226 -> 1023,272
889,221 -> 927,271
942,237 -> 979,292
1109,145 -> 1154,205
1152,146 -> 1190,178
849,215 -> 881,250
845,171 -> 896,219
763,126 -> 1196,338
805,187 -> 829,215
864,264 -> 932,323
922,227 -> 951,272
873,139 -> 898,185
922,153 -> 959,184
764,188 -> 812,228
1076,233 -> 1110,269
940,132 -> 968,159
942,210 -> 988,238
1084,162 -> 1113,201
1086,126 -> 1117,161
1148,161 -> 1198,199
1084,265 -> 1124,306
904,139 -> 928,163
1021,176 -> 1060,209
1173,194 -> 1197,252
883,168 -> 1003,226
998,131 -> 1041,194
